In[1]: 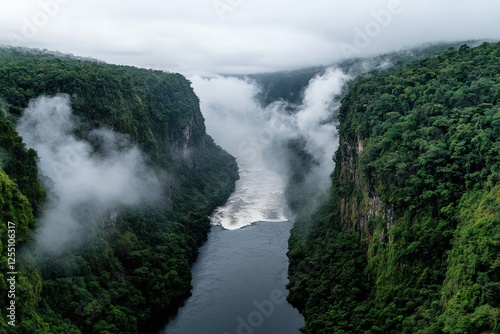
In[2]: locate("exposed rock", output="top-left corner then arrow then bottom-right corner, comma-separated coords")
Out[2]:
182,117 -> 195,169
337,135 -> 397,243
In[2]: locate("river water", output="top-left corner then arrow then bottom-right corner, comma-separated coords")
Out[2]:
160,162 -> 304,334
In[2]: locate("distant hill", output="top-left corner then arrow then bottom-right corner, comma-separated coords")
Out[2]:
244,40 -> 483,107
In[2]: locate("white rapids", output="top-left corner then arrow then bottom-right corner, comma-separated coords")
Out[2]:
210,160 -> 289,230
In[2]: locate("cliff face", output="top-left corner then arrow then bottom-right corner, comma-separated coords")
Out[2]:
336,136 -> 396,239
288,43 -> 500,334
0,48 -> 238,333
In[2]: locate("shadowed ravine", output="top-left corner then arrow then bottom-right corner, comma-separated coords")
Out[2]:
160,70 -> 348,333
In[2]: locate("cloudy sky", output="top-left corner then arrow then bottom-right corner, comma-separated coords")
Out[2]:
1,0 -> 499,75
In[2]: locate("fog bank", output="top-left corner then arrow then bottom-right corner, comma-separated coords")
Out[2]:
17,94 -> 161,255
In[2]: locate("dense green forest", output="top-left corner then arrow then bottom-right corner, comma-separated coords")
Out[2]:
287,42 -> 500,333
0,47 -> 238,333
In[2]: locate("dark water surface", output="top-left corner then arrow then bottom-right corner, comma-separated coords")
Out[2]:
160,221 -> 304,334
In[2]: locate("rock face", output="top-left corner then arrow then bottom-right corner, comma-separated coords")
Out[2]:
100,209 -> 119,227
336,136 -> 395,240
182,117 -> 195,169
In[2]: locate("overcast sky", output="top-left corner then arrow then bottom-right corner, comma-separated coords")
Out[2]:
1,0 -> 499,75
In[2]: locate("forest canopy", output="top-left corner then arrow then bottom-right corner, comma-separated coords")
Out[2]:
0,47 -> 238,333
287,42 -> 500,334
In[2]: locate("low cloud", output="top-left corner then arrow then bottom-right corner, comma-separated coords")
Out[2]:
16,94 -> 161,255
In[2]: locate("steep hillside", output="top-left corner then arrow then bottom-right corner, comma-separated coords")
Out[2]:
0,48 -> 238,333
288,42 -> 500,333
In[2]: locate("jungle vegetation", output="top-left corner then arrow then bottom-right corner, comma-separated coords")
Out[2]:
0,47 -> 238,333
287,42 -> 500,333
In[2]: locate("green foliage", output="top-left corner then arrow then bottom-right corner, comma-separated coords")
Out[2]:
248,67 -> 322,106
0,107 -> 45,215
288,42 -> 500,333
0,169 -> 52,333
0,47 -> 203,159
436,185 -> 500,333
0,100 -> 52,333
0,47 -> 238,333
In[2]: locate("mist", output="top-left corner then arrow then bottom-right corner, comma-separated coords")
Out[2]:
292,68 -> 349,185
190,68 -> 349,228
16,94 -> 161,255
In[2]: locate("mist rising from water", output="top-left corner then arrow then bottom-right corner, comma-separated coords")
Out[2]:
190,68 -> 349,229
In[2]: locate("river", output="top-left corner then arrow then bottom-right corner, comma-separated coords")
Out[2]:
159,163 -> 304,334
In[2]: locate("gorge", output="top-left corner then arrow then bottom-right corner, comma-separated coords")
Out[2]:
0,42 -> 499,334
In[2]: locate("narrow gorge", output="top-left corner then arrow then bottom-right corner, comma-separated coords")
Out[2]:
0,42 -> 499,334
